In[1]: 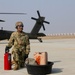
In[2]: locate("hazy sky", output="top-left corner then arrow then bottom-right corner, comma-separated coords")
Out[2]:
0,0 -> 75,34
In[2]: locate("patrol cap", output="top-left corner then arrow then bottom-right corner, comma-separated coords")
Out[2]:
15,21 -> 24,28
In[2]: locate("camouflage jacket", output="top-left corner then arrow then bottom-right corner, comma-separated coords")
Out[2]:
7,31 -> 30,53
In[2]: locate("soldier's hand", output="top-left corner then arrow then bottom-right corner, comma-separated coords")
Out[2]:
5,46 -> 10,53
25,50 -> 30,54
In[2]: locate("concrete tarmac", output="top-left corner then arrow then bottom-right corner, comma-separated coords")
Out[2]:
0,39 -> 75,75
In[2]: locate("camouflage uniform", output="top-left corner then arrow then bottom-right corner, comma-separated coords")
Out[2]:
7,31 -> 30,69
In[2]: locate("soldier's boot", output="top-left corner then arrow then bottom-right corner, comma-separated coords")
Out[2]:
21,62 -> 25,68
13,61 -> 19,70
19,61 -> 25,68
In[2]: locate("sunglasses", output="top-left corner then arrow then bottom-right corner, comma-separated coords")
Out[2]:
18,25 -> 24,27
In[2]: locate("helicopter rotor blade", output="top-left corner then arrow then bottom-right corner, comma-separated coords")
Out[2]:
37,10 -> 40,17
0,13 -> 26,15
42,24 -> 45,31
43,20 -> 50,24
31,17 -> 38,20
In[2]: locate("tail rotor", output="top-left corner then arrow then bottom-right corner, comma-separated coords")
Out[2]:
31,10 -> 50,31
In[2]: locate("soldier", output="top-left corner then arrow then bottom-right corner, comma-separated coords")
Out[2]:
5,21 -> 30,70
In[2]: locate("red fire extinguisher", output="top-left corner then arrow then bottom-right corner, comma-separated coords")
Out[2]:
4,52 -> 11,70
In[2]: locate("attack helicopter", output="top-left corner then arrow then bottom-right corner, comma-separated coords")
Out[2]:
0,10 -> 50,42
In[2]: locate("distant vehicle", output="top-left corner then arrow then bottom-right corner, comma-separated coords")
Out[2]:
0,10 -> 50,42
0,12 -> 26,22
0,19 -> 5,22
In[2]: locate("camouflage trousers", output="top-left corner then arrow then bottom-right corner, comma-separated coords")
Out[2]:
12,49 -> 26,67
